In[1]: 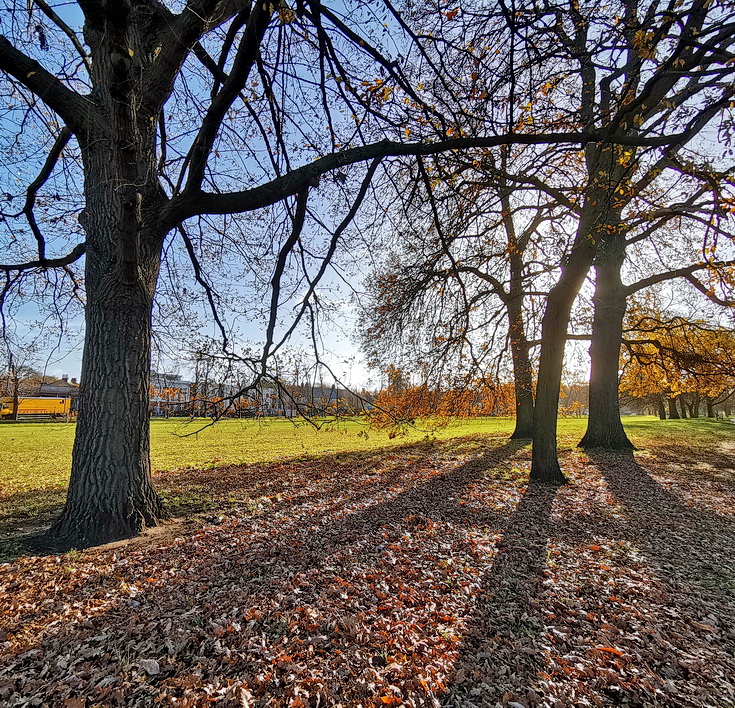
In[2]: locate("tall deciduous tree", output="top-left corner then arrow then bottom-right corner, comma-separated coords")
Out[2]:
1,0 -> 628,546
359,143 -> 566,439
523,0 -> 735,480
580,149 -> 735,449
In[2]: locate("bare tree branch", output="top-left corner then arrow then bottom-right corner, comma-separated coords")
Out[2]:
33,0 -> 92,73
261,186 -> 310,369
165,130 -> 687,227
625,261 -> 735,295
0,243 -> 86,273
0,35 -> 90,132
18,127 -> 73,262
178,225 -> 229,349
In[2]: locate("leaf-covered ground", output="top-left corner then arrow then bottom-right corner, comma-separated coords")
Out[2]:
1,428 -> 734,707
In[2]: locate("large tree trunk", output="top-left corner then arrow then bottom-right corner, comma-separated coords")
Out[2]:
677,394 -> 688,419
579,233 -> 634,450
507,291 -> 534,439
49,248 -> 164,546
49,162 -> 166,546
706,398 -> 715,418
657,397 -> 667,420
49,10 -> 167,547
668,397 -> 681,419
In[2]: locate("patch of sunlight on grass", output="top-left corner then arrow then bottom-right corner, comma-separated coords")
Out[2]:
1,414 -> 730,531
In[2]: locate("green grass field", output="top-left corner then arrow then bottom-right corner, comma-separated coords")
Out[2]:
1,414 -> 733,550
0,416 -> 506,494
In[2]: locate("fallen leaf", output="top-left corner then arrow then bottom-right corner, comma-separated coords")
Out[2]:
137,658 -> 161,675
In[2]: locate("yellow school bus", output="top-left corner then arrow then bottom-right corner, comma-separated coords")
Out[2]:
0,397 -> 72,418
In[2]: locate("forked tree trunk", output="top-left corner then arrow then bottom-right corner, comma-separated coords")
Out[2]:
579,233 -> 634,450
678,394 -> 688,418
532,260 -> 599,479
497,170 -> 535,440
531,141 -> 626,482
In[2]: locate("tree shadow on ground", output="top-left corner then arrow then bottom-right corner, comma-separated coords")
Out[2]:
441,480 -> 559,707
1,435 -> 532,706
8,439 -> 735,705
590,450 -> 735,645
0,488 -> 66,538
292,439 -> 527,568
643,443 -> 735,493
0,436 -> 476,560
590,449 -> 735,703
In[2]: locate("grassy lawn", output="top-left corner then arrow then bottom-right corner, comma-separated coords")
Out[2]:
1,414 -> 732,546
0,416 -> 507,539
1,416 -> 517,494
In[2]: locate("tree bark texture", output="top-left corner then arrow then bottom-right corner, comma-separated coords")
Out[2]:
657,398 -> 667,420
49,6 -> 168,547
531,146 -> 620,482
579,232 -> 635,450
531,223 -> 599,481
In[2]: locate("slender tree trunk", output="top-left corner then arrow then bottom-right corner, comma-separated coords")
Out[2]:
531,229 -> 597,482
678,394 -> 688,418
507,292 -> 534,439
668,397 -> 681,419
531,222 -> 600,479
579,233 -> 634,449
9,371 -> 19,422
497,166 -> 535,440
532,288 -> 580,483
